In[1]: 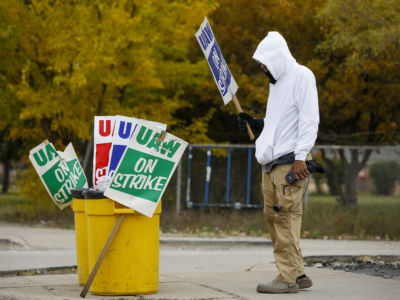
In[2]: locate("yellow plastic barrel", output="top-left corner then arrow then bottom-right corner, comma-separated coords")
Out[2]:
71,188 -> 89,285
84,189 -> 161,295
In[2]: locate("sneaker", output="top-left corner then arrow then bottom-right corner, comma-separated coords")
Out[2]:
296,274 -> 313,289
257,280 -> 299,294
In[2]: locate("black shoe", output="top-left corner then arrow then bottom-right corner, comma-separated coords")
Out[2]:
296,274 -> 313,289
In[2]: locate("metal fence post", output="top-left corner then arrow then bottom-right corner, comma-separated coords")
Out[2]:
176,160 -> 182,215
204,147 -> 212,206
186,146 -> 193,208
245,147 -> 252,205
225,148 -> 232,205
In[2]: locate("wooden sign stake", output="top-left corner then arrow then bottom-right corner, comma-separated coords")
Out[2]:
80,214 -> 125,298
232,95 -> 255,141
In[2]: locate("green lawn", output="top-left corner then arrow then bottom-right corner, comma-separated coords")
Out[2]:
308,193 -> 400,205
302,193 -> 400,240
0,193 -> 74,227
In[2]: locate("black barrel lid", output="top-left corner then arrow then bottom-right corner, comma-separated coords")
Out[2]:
83,189 -> 106,199
71,188 -> 89,199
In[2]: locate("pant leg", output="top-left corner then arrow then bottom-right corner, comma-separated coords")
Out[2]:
293,154 -> 312,277
292,213 -> 305,277
268,164 -> 307,283
262,169 -> 298,282
261,171 -> 277,247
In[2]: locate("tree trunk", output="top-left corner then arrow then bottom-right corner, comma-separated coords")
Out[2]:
343,166 -> 358,206
321,148 -> 372,206
2,160 -> 10,194
339,148 -> 372,206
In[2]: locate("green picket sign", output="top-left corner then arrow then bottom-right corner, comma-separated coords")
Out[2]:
110,149 -> 174,203
42,159 -> 87,205
104,120 -> 188,217
29,141 -> 88,209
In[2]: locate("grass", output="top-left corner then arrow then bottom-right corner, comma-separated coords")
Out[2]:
160,193 -> 400,240
302,193 -> 400,240
307,193 -> 400,205
1,192 -> 399,239
0,193 -> 74,228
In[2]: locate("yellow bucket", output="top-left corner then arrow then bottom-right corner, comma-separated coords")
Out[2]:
71,188 -> 89,285
84,189 -> 161,295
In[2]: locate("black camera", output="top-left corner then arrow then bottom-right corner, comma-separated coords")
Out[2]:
285,160 -> 325,184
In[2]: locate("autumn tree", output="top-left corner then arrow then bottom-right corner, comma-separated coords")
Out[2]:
313,0 -> 400,206
0,0 -> 218,204
1,0 -> 218,145
0,6 -> 25,193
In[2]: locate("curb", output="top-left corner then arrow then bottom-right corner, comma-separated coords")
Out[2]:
0,266 -> 77,277
159,237 -> 272,247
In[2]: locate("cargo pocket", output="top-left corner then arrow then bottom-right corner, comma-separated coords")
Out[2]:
272,165 -> 305,213
284,182 -> 305,213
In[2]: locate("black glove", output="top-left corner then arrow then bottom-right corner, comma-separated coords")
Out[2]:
237,112 -> 264,134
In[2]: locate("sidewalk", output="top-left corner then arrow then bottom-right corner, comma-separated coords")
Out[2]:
1,221 -> 400,299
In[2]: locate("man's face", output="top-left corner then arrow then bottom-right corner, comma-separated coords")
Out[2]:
260,63 -> 277,84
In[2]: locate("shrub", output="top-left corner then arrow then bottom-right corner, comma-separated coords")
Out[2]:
369,160 -> 400,195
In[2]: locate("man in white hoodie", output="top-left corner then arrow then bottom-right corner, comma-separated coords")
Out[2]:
238,32 -> 319,293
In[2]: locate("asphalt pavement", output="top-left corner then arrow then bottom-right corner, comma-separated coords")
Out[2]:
0,221 -> 400,299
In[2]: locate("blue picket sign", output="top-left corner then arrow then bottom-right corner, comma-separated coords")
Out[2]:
195,17 -> 238,105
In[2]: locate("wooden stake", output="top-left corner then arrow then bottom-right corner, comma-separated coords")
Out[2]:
232,95 -> 255,141
80,214 -> 125,298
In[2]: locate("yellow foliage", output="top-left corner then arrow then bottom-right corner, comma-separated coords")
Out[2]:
0,0 -> 218,148
315,0 -> 400,144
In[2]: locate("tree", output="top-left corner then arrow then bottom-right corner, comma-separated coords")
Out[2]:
313,0 -> 400,205
1,0 -> 218,147
0,0 -> 218,203
0,6 -> 25,193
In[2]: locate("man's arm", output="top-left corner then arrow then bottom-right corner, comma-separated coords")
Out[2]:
294,71 -> 319,179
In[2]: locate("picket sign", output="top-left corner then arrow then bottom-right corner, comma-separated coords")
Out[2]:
195,17 -> 254,140
107,116 -> 167,179
29,141 -> 88,209
93,116 -> 116,186
107,115 -> 136,179
104,120 -> 188,217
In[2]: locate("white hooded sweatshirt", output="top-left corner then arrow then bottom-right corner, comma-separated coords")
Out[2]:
252,32 -> 319,165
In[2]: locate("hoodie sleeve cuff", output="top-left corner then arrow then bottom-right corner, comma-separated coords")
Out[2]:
294,152 -> 307,161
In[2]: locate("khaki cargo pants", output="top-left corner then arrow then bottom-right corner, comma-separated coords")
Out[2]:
262,157 -> 310,283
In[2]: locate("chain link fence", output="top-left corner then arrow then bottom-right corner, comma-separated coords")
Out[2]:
312,145 -> 400,197
1,145 -> 398,211
162,145 -> 400,211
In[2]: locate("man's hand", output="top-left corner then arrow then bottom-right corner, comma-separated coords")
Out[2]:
237,113 -> 264,134
237,113 -> 250,133
293,160 -> 309,180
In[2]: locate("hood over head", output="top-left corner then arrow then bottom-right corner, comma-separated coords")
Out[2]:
252,32 -> 296,81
